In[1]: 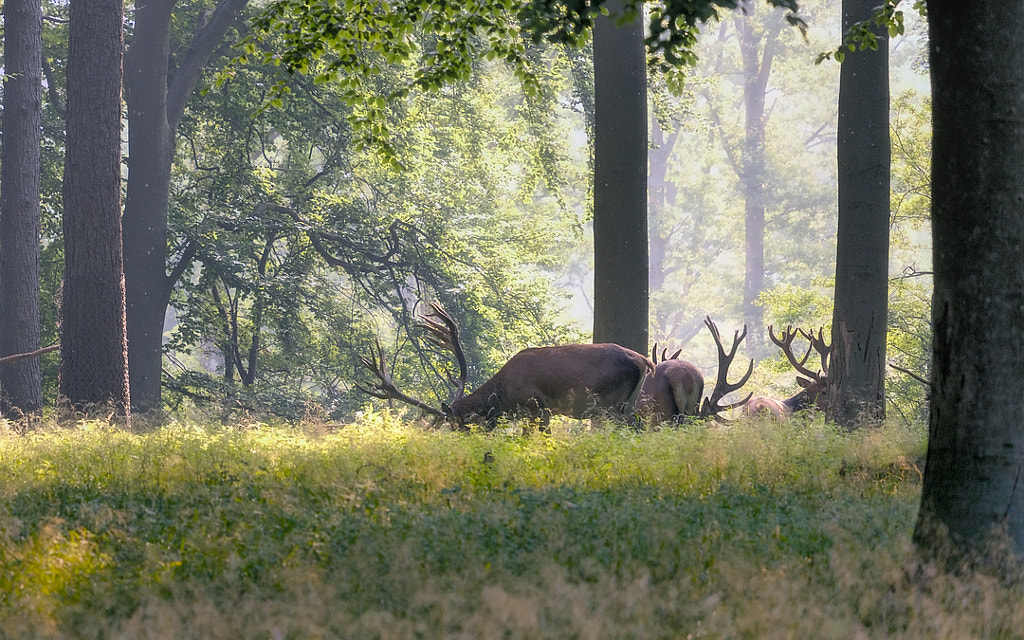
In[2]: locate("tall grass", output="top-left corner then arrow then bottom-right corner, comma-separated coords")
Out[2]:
0,410 -> 1020,639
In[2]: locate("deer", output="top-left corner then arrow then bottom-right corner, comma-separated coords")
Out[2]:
638,316 -> 754,423
356,302 -> 656,431
744,325 -> 831,420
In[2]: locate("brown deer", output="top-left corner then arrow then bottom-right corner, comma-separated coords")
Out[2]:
357,303 -> 656,430
744,326 -> 831,420
638,316 -> 754,423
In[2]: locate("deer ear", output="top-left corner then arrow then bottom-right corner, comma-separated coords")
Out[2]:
796,376 -> 813,389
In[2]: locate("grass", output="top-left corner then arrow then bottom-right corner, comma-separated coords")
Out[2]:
0,409 -> 1021,639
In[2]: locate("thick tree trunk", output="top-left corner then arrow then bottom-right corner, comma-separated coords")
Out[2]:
592,2 -> 649,354
0,0 -> 44,414
61,0 -> 130,421
915,2 -> 1024,556
828,0 -> 890,427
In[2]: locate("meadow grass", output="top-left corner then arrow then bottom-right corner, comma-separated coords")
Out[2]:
0,409 -> 1021,639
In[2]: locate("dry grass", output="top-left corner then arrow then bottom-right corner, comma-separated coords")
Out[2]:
1,410 -> 1021,639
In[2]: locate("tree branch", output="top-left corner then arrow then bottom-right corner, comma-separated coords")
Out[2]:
0,344 -> 60,366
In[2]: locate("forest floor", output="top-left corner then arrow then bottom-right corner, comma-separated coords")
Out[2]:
1,410 -> 1021,639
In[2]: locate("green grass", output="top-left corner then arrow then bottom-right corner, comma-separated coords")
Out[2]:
0,410 -> 1021,639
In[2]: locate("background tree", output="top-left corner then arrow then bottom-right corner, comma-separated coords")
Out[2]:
60,0 -> 129,420
700,2 -> 787,357
0,0 -> 44,414
592,1 -> 648,353
915,1 -> 1024,559
644,0 -> 838,372
827,0 -> 890,426
735,3 -> 784,356
123,0 -> 250,414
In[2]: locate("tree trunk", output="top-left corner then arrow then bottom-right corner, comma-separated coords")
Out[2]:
0,0 -> 44,414
122,0 -> 249,413
648,116 -> 678,297
828,0 -> 890,427
592,1 -> 649,354
915,2 -> 1024,556
61,0 -> 130,422
123,0 -> 176,414
736,5 -> 783,358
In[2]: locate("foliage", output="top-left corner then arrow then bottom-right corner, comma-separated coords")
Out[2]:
886,90 -> 932,422
225,0 -> 806,165
815,0 -> 927,64
2,413 -> 1021,637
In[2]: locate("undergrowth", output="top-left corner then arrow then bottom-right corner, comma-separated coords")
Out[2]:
0,410 -> 1020,639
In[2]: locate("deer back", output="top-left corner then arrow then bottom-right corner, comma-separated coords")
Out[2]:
744,375 -> 828,420
449,343 -> 653,425
743,396 -> 789,420
639,358 -> 704,422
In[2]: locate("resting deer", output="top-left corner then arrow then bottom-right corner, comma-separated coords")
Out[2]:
357,303 -> 656,430
744,326 -> 831,420
638,316 -> 754,423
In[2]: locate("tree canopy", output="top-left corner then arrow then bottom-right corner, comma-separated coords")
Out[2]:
225,0 -> 804,166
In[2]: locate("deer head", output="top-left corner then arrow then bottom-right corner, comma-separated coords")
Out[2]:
744,325 -> 831,419
769,324 -> 830,406
699,316 -> 754,419
355,303 -> 464,424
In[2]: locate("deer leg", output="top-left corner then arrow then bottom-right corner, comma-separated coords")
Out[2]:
538,408 -> 552,434
623,370 -> 647,415
518,398 -> 551,435
621,370 -> 650,428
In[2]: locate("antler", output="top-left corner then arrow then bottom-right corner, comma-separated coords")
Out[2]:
414,302 -> 468,406
650,342 -> 682,365
355,338 -> 444,418
769,325 -> 830,381
798,327 -> 831,378
700,316 -> 754,418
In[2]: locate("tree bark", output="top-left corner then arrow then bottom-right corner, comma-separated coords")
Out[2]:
122,0 -> 249,413
828,0 -> 890,427
61,0 -> 130,421
0,0 -> 44,414
592,2 -> 649,354
915,2 -> 1024,556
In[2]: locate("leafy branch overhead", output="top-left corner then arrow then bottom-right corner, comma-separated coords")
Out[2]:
217,0 -> 806,164
816,0 -> 926,64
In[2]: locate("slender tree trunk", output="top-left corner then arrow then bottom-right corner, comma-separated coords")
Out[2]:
61,0 -> 130,422
829,0 -> 890,427
592,1 -> 648,354
736,6 -> 782,358
915,2 -> 1024,557
123,0 -> 176,414
648,116 -> 678,297
122,0 -> 249,413
0,0 -> 44,414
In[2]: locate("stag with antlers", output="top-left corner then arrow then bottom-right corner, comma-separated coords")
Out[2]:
744,325 -> 831,420
357,303 -> 656,430
638,316 -> 754,424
